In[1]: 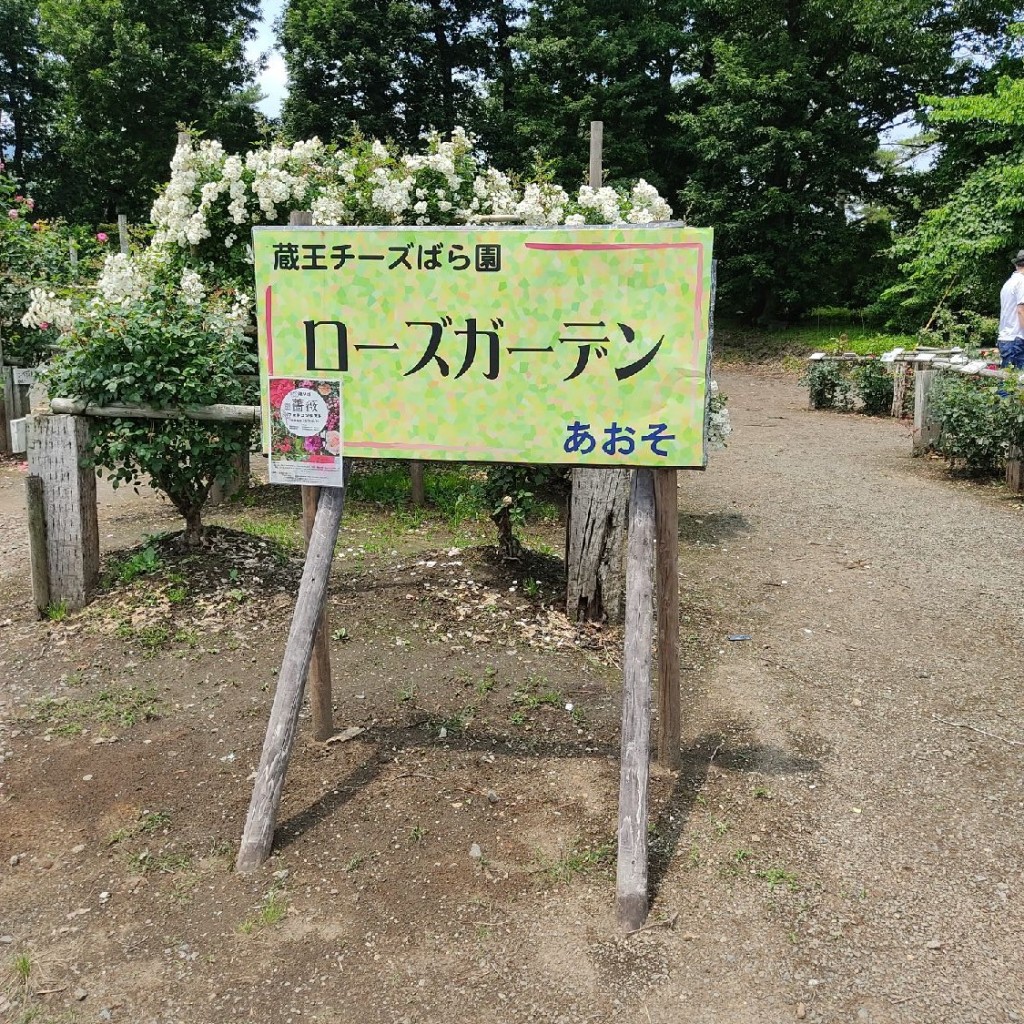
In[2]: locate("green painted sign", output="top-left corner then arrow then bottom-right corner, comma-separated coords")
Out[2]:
254,224 -> 713,469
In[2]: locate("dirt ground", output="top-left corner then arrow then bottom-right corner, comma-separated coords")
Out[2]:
1,366 -> 1022,1024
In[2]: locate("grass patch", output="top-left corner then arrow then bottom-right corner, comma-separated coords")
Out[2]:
239,886 -> 288,935
511,677 -> 563,711
232,513 -> 303,552
44,600 -> 68,622
546,840 -> 614,883
126,849 -> 192,874
757,865 -> 801,891
105,544 -> 162,586
108,809 -> 170,845
33,685 -> 160,731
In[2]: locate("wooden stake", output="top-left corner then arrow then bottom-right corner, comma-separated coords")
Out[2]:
654,469 -> 680,768
302,485 -> 334,740
616,467 -> 655,931
912,368 -> 940,454
26,474 -> 50,617
589,120 -> 604,189
118,214 -> 129,255
410,461 -> 426,506
236,485 -> 347,872
566,120 -> 631,624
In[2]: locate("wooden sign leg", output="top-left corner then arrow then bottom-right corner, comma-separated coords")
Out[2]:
410,461 -> 426,506
616,467 -> 656,930
302,485 -> 334,740
236,484 -> 347,873
654,469 -> 681,768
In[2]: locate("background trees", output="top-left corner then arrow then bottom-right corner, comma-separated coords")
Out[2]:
3,0 -> 1024,324
10,0 -> 265,221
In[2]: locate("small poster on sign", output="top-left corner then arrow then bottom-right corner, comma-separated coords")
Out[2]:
267,377 -> 344,486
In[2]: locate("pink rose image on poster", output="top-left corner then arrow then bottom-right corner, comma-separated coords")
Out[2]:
325,430 -> 341,455
269,378 -> 294,409
304,435 -> 323,454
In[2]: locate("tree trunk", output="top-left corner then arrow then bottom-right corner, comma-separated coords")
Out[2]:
182,506 -> 204,548
565,467 -> 630,624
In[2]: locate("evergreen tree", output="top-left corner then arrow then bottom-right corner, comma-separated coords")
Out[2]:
38,0 -> 263,221
280,0 -> 498,148
0,0 -> 56,183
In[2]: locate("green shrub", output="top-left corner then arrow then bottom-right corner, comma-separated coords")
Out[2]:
800,360 -> 853,410
930,374 -> 1007,475
46,285 -> 256,546
916,308 -> 997,352
851,361 -> 895,416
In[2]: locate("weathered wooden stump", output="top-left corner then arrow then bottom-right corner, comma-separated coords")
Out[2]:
25,414 -> 100,612
912,368 -> 941,454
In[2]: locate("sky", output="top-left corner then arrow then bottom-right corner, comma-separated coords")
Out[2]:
248,0 -> 288,118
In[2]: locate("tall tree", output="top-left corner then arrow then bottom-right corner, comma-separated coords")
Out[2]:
882,43 -> 1024,323
674,0 -> 1021,320
508,0 -> 688,189
280,0 -> 499,148
0,0 -> 56,183
38,0 -> 263,221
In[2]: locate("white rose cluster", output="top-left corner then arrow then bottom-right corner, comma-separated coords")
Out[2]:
94,251 -> 154,305
148,128 -> 676,273
706,380 -> 733,452
20,288 -> 75,332
25,130 -> 679,349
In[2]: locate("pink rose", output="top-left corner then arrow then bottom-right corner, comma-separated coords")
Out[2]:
38,322 -> 49,330
325,430 -> 341,455
304,435 -> 323,454
269,378 -> 294,409
96,232 -> 108,242
8,210 -> 18,220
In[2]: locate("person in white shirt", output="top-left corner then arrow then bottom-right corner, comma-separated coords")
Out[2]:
997,249 -> 1024,367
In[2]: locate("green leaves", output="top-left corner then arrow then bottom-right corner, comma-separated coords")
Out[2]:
46,283 -> 256,543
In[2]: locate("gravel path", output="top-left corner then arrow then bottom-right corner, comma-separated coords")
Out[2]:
0,367 -> 1021,1023
659,368 -> 1024,1023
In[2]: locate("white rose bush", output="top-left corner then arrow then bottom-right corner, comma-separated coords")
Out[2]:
30,127 -> 726,546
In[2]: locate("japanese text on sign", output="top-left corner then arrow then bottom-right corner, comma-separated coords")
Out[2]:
255,225 -> 713,468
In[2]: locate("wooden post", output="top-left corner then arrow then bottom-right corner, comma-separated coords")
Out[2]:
566,120 -> 631,624
236,485 -> 347,872
2,364 -> 16,450
616,468 -> 655,931
653,470 -> 680,768
25,474 -> 50,617
410,461 -> 426,506
912,368 -> 940,454
891,363 -> 911,418
117,214 -> 129,255
1007,448 -> 1024,493
208,450 -> 251,505
69,239 -> 79,278
302,485 -> 334,741
0,332 -> 7,456
25,415 -> 100,611
283,208 -> 336,739
589,120 -> 604,189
